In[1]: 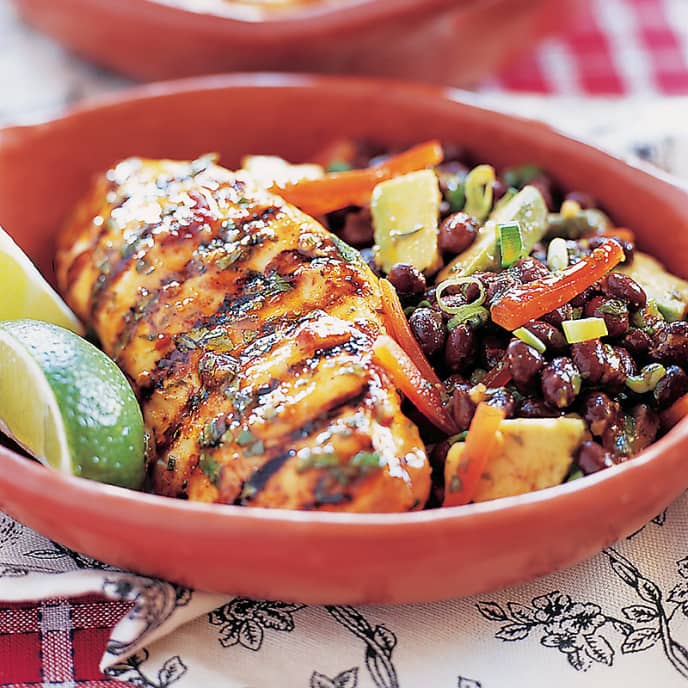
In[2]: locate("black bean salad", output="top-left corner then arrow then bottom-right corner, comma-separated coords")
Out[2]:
242,140 -> 688,507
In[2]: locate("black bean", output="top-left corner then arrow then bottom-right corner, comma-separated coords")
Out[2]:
408,308 -> 446,357
565,191 -> 596,209
517,398 -> 560,418
450,387 -> 476,431
511,257 -> 550,283
541,357 -> 581,408
387,263 -> 426,295
571,340 -> 633,388
338,207 -> 374,246
653,365 -> 688,408
530,174 -> 554,210
506,338 -> 544,392
492,178 -> 508,201
585,296 -> 629,338
631,404 -> 660,452
650,321 -> 688,365
359,247 -> 381,276
522,320 -> 567,352
444,323 -> 477,373
570,285 -> 600,308
582,392 -> 622,437
483,271 -> 521,305
541,303 -> 574,327
482,335 -> 507,369
485,388 -> 516,417
443,374 -> 469,392
577,441 -> 614,475
601,273 -> 647,308
438,212 -> 479,255
622,328 -> 653,357
430,440 -> 451,470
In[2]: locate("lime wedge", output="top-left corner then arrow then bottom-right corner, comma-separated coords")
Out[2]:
0,319 -> 145,489
0,225 -> 83,334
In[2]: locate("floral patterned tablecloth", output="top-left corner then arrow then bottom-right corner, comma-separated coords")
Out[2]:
2,1 -> 688,686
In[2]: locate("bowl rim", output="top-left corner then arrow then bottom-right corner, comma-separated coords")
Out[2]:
2,71 -> 688,528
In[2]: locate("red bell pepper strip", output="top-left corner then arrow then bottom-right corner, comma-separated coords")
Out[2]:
491,240 -> 625,331
372,335 -> 456,436
443,402 -> 506,507
272,141 -> 444,216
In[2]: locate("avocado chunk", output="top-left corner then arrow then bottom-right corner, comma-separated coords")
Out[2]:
371,169 -> 442,274
445,417 -> 585,503
437,185 -> 549,282
618,251 -> 688,322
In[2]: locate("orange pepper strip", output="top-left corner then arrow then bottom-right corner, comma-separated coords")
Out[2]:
379,278 -> 444,390
372,335 -> 457,436
660,392 -> 688,429
272,140 -> 444,216
491,240 -> 625,331
443,402 -> 506,507
598,227 -> 636,243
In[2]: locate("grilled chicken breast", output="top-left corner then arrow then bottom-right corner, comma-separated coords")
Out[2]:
56,156 -> 430,511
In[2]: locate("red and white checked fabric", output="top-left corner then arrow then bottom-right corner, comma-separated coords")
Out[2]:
0,0 -> 687,685
0,597 -> 131,687
489,0 -> 688,94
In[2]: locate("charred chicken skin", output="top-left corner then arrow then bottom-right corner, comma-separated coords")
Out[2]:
55,156 -> 430,511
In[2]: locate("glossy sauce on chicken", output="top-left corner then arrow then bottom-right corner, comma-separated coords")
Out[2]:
56,156 -> 430,511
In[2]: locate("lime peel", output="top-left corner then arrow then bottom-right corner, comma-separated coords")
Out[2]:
0,320 -> 145,489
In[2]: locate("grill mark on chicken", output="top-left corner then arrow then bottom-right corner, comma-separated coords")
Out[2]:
56,156 -> 431,512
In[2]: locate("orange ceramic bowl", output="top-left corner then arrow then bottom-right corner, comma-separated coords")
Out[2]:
0,74 -> 687,604
12,0 -> 576,85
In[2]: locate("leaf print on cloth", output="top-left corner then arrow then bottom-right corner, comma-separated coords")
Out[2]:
208,599 -> 305,651
105,649 -> 187,687
457,677 -> 482,688
477,591 -> 627,672
104,578 -> 192,657
310,667 -> 358,688
606,547 -> 688,679
326,606 -> 398,688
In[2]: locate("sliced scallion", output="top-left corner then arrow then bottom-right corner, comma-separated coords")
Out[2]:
498,222 -> 523,268
626,363 -> 667,394
513,326 -> 546,353
435,276 -> 486,315
447,305 -> 489,330
547,237 -> 569,272
464,164 -> 495,221
562,317 -> 608,344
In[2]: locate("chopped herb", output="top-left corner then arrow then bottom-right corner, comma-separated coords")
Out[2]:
135,258 -> 155,274
327,160 -> 352,173
296,450 -> 340,473
197,352 -> 239,388
598,299 -> 627,317
199,416 -> 228,448
236,429 -> 257,447
199,452 -> 222,486
566,468 -> 584,482
175,333 -> 198,351
216,248 -> 244,270
246,440 -> 265,457
203,330 -> 235,353
166,456 -> 177,472
448,474 -> 462,493
350,451 -> 382,469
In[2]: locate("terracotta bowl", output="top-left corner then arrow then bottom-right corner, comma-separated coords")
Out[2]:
0,74 -> 687,604
12,0 -> 576,86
